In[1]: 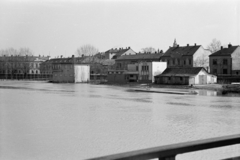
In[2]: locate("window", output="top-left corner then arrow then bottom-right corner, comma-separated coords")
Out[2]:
236,72 -> 239,75
223,59 -> 228,65
173,59 -> 175,65
189,59 -> 191,65
178,59 -> 180,65
168,77 -> 171,81
32,70 -> 34,74
180,77 -> 183,81
136,66 -> 138,71
184,60 -> 186,65
213,69 -> 217,74
167,60 -> 170,65
213,59 -> 217,65
223,69 -> 228,74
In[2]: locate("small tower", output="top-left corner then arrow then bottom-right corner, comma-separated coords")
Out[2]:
173,38 -> 178,47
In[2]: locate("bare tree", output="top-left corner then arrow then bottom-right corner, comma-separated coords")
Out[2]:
0,47 -> 34,56
76,45 -> 99,57
207,39 -> 221,53
141,47 -> 156,53
19,48 -> 34,56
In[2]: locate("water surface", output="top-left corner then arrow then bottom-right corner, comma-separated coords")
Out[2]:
1,81 -> 240,160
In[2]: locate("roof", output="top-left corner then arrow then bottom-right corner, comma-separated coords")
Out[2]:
105,47 -> 134,59
162,45 -> 201,57
209,46 -> 239,57
0,55 -> 49,62
155,67 -> 205,77
116,53 -> 163,61
105,48 -> 129,54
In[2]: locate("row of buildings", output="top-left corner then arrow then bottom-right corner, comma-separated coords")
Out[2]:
1,41 -> 240,84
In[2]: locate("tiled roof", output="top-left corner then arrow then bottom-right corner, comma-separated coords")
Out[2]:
116,53 -> 163,61
155,67 -> 205,77
162,45 -> 201,57
209,46 -> 239,57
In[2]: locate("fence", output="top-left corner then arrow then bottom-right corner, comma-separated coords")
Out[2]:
88,134 -> 240,160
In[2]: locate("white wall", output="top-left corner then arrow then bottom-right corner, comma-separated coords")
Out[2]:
152,62 -> 167,83
74,65 -> 90,83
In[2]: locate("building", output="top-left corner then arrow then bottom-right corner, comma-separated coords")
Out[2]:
115,51 -> 163,70
0,55 -> 49,79
107,51 -> 165,84
155,67 -> 217,85
125,62 -> 167,83
105,47 -> 136,60
107,61 -> 167,84
51,56 -> 90,83
160,43 -> 211,71
209,44 -> 240,76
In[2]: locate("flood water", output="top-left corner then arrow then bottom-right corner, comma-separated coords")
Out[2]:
1,81 -> 240,160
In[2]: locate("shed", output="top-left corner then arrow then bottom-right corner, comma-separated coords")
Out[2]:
155,67 -> 217,85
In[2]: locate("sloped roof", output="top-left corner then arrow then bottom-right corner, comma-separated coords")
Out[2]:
116,53 -> 163,61
105,48 -> 129,54
209,46 -> 239,57
162,45 -> 201,57
155,67 -> 205,77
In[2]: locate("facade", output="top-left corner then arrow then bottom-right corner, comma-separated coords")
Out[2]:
0,55 -> 49,79
107,62 -> 167,84
155,67 -> 217,85
105,47 -> 136,60
125,62 -> 167,83
107,52 -> 165,84
51,56 -> 90,83
160,43 -> 211,72
209,44 -> 240,76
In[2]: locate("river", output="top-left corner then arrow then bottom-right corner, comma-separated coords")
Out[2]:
0,81 -> 240,160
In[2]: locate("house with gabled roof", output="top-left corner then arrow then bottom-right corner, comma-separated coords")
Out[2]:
160,43 -> 211,71
105,47 -> 136,60
209,44 -> 240,76
154,67 -> 217,85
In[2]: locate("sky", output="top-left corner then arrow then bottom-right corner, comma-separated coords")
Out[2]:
0,0 -> 239,58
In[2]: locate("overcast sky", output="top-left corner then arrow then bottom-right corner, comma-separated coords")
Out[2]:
0,0 -> 239,58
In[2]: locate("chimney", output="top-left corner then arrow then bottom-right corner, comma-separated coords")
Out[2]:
228,43 -> 232,48
72,55 -> 74,58
221,46 -> 223,50
187,44 -> 189,46
39,55 -> 41,57
194,43 -> 196,46
119,48 -> 121,50
61,55 -> 63,58
177,45 -> 179,47
128,47 -> 130,49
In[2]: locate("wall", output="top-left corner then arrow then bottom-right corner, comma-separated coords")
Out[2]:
209,56 -> 232,76
107,71 -> 126,84
193,46 -> 211,71
231,47 -> 240,70
52,64 -> 75,83
74,65 -> 90,83
152,62 -> 167,83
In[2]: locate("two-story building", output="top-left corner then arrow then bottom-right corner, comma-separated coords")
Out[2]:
155,43 -> 216,85
209,44 -> 240,76
107,52 -> 166,83
160,43 -> 211,71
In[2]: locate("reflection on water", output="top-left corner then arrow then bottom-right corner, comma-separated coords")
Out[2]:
0,81 -> 240,160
